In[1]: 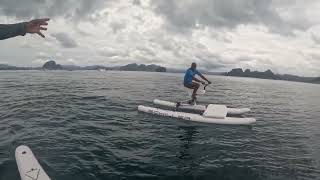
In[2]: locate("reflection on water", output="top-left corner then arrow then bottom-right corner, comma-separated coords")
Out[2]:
177,126 -> 199,176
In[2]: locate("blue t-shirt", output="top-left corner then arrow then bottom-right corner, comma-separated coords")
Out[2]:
184,68 -> 201,85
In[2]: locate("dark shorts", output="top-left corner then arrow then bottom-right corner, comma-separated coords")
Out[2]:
184,82 -> 193,87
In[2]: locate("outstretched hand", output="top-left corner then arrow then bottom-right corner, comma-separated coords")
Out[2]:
26,18 -> 50,38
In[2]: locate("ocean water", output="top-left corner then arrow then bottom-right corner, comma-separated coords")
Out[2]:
0,70 -> 319,180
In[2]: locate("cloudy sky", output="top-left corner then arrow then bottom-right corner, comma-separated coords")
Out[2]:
0,0 -> 320,76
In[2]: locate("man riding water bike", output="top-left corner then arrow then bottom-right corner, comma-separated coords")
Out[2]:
184,62 -> 211,104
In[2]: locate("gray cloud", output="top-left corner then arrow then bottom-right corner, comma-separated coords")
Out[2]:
151,0 -> 300,34
0,0 -> 110,21
311,33 -> 320,44
133,0 -> 141,6
110,21 -> 127,33
51,33 -> 78,48
98,47 -> 129,58
35,52 -> 50,59
196,55 -> 226,71
136,46 -> 156,57
0,0 -> 313,34
0,0 -> 319,76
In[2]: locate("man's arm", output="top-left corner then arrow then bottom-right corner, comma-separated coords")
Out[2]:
199,74 -> 211,84
0,18 -> 49,40
0,23 -> 27,40
196,70 -> 211,84
193,77 -> 203,83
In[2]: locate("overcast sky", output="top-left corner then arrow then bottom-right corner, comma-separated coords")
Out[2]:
0,0 -> 320,76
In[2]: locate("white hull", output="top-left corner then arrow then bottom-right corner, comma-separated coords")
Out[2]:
153,99 -> 250,115
138,105 -> 256,125
15,145 -> 51,180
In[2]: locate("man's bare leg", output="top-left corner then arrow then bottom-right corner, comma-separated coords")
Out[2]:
191,82 -> 200,104
184,82 -> 200,104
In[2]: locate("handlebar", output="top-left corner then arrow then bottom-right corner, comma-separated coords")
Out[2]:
203,83 -> 210,90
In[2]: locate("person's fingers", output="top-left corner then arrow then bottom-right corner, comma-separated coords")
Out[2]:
39,21 -> 49,26
39,18 -> 50,25
37,32 -> 45,38
35,21 -> 48,26
32,18 -> 50,25
39,18 -> 50,21
40,27 -> 47,31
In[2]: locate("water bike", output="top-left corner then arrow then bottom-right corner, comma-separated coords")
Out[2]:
138,83 -> 256,125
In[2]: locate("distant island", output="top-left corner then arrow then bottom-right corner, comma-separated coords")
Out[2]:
0,61 -> 166,72
225,68 -> 320,84
43,61 -> 62,70
1,62 -> 319,84
313,77 -> 320,82
119,63 -> 166,72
